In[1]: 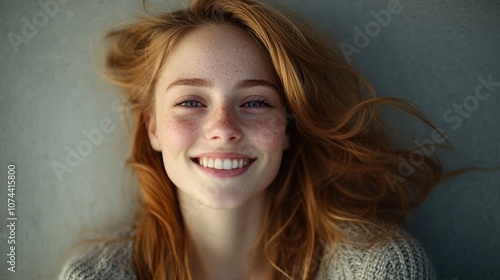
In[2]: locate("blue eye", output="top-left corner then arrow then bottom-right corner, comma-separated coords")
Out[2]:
243,99 -> 271,108
178,100 -> 204,107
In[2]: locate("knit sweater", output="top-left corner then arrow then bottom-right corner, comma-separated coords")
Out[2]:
58,226 -> 436,280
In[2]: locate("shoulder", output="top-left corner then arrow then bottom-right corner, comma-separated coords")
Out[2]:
317,227 -> 436,280
58,227 -> 137,280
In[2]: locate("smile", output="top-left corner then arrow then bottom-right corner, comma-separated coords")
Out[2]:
195,157 -> 253,170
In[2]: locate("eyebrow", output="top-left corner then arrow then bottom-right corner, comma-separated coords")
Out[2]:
237,79 -> 278,91
165,78 -> 278,92
166,78 -> 212,91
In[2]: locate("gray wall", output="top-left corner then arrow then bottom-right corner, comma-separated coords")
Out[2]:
0,0 -> 498,279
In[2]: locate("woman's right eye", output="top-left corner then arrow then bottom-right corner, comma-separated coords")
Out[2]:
177,100 -> 204,107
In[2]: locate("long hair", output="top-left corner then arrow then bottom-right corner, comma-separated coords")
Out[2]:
103,0 -> 446,279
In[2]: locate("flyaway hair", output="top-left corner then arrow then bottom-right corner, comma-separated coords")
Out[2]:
103,0 -> 447,279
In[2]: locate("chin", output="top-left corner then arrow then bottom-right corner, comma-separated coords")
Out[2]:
193,183 -> 266,210
200,190 -> 254,210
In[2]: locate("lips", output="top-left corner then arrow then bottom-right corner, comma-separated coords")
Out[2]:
196,157 -> 252,170
190,152 -> 256,177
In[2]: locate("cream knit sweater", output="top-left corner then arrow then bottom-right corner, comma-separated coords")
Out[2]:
58,226 -> 436,279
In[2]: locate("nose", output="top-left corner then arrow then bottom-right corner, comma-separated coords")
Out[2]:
204,104 -> 243,143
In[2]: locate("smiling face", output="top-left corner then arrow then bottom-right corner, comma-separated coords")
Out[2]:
145,24 -> 289,209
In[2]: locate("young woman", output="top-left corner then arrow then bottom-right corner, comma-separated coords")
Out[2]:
59,0 -> 445,279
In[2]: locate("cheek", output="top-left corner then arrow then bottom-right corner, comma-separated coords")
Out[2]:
245,116 -> 287,150
159,117 -> 200,152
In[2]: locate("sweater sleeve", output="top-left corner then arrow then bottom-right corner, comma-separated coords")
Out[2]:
58,239 -> 137,280
317,230 -> 436,280
365,234 -> 436,280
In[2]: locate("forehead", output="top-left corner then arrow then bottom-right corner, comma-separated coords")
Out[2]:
158,24 -> 277,84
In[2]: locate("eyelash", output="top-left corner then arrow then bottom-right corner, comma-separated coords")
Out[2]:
174,97 -> 272,108
176,99 -> 204,108
243,97 -> 272,108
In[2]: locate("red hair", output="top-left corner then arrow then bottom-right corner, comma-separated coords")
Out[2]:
103,0 -> 446,279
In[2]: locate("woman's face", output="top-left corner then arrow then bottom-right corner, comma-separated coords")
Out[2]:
146,24 -> 289,209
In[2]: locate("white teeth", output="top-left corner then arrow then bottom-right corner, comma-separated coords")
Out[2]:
197,157 -> 251,170
223,159 -> 232,169
214,158 -> 223,169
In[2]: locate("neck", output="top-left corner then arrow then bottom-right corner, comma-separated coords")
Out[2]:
178,190 -> 270,280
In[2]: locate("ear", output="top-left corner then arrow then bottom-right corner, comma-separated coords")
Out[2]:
143,111 -> 161,152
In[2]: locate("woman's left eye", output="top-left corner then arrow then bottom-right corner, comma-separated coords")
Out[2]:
178,100 -> 204,107
243,100 -> 271,108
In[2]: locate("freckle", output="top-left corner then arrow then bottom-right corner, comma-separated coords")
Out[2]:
169,118 -> 198,137
247,118 -> 283,147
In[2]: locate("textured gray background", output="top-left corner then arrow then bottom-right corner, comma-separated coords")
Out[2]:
0,0 -> 498,279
